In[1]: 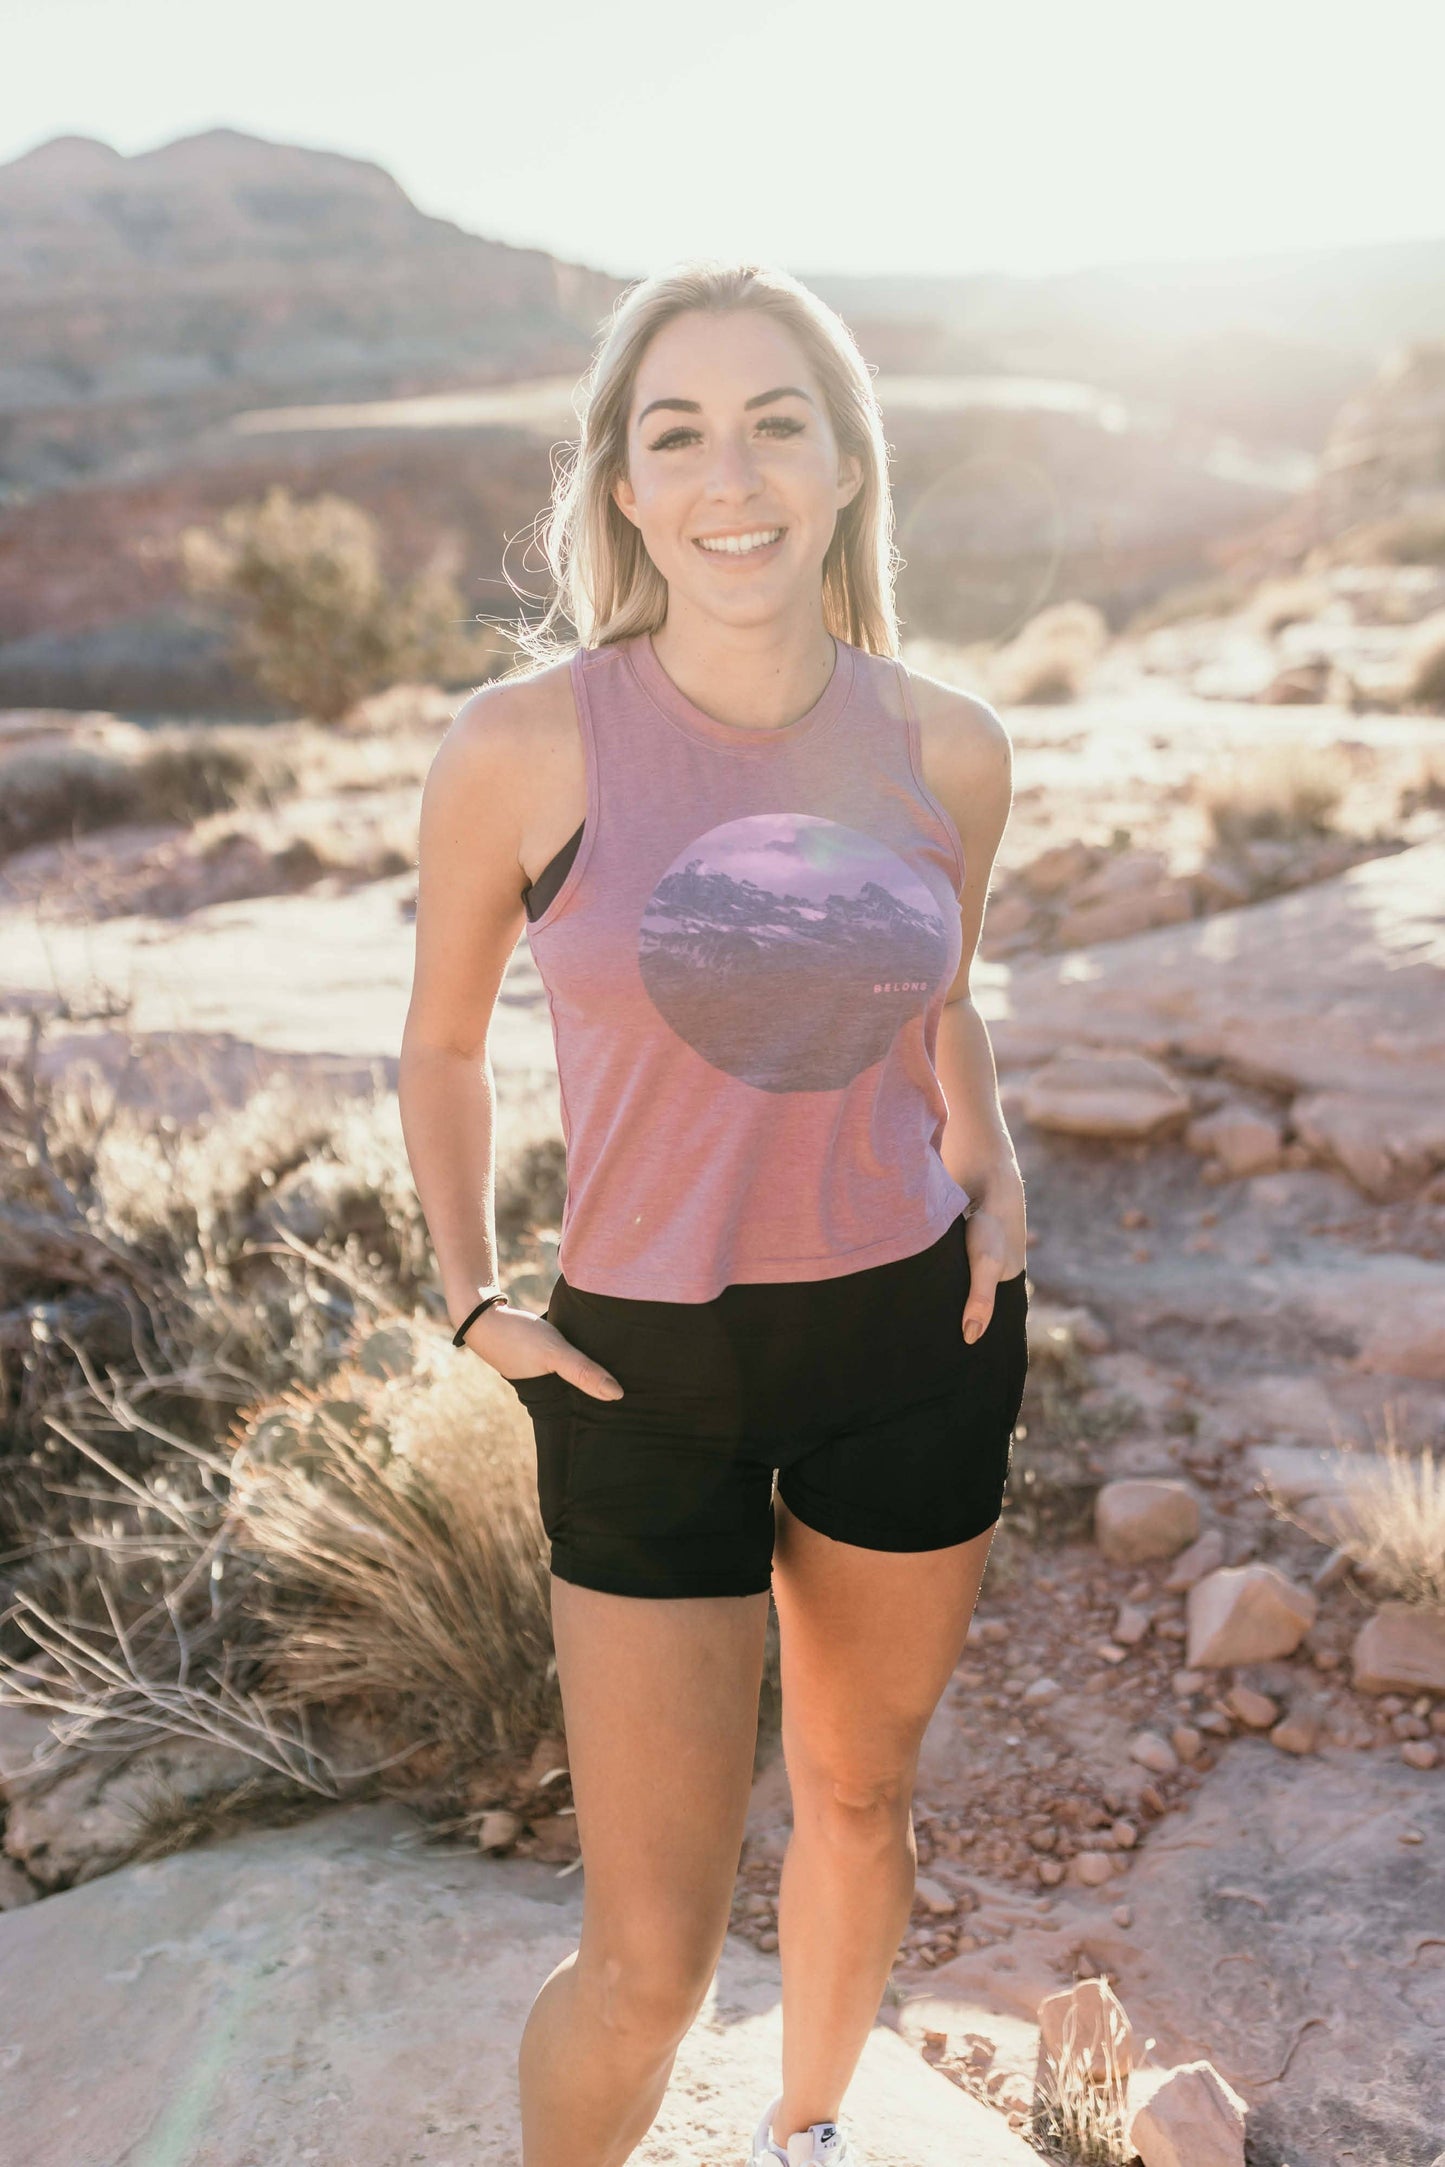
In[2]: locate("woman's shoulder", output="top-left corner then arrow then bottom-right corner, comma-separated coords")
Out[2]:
894,655 -> 1005,739
449,651 -> 579,748
892,655 -> 1012,805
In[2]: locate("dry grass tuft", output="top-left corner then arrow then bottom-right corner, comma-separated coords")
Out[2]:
230,1336 -> 558,1762
1031,1982 -> 1133,2165
1319,1420 -> 1445,1608
1194,738 -> 1349,847
986,603 -> 1110,707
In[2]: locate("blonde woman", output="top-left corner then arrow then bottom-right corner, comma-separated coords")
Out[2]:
399,262 -> 1028,2167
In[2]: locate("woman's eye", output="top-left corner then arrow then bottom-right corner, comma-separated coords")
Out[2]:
646,416 -> 805,451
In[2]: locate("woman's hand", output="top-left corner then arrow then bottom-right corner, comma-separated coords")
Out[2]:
961,1170 -> 1028,1344
457,1302 -> 625,1400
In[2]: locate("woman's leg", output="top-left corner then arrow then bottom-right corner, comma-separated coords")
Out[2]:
519,1578 -> 772,2167
766,1503 -> 996,2148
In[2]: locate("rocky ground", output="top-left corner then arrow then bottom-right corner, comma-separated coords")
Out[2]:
1,643 -> 1443,2165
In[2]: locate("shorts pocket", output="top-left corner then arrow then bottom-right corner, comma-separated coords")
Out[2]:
508,1369 -> 572,1409
508,1374 -> 576,1545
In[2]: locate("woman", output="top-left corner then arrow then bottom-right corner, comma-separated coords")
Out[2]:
399,262 -> 1029,2167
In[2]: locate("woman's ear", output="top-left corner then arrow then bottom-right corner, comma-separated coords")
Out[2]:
836,450 -> 864,510
613,469 -> 640,528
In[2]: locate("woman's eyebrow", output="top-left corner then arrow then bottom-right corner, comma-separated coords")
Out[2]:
636,385 -> 816,425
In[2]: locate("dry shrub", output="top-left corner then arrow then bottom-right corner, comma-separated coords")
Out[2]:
1194,738 -> 1349,847
1125,575 -> 1250,636
0,726 -> 290,864
1031,1980 -> 1133,2165
2,1019 -> 566,1820
1248,575 -> 1331,636
2,1315 -> 559,1800
1309,513 -> 1445,568
1406,612 -> 1445,710
181,487 -> 494,724
985,602 -> 1109,707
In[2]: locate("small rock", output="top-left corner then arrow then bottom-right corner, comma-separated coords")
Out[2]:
1225,1684 -> 1280,1730
1352,1604 -> 1445,1695
1401,1740 -> 1439,1771
1128,2059 -> 1247,2167
1037,1858 -> 1065,1886
1171,1668 -> 1207,1698
1130,1730 -> 1180,1777
1186,1564 -> 1317,1668
1171,1725 -> 1203,1764
1110,1819 -> 1138,1849
1096,1480 -> 1201,1565
1069,1851 -> 1115,1887
1113,1904 -> 1133,1928
1112,1603 -> 1152,1646
1021,1676 -> 1062,1706
477,1810 -> 522,1853
913,1875 -> 958,1916
0,1857 -> 38,1909
1270,1706 -> 1321,1756
1185,1105 -> 1285,1179
1163,1528 -> 1226,1592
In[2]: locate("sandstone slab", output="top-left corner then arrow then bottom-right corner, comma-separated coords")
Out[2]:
991,838 -> 1445,1108
903,1739 -> 1445,2167
1020,1048 -> 1191,1139
0,1803 -> 1034,2167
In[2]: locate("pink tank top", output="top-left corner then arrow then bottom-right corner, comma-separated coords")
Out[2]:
523,631 -> 971,1301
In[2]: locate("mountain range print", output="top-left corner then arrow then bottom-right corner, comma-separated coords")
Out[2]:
637,812 -> 951,1092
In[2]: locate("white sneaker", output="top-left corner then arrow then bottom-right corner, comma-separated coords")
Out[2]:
749,2093 -> 858,2166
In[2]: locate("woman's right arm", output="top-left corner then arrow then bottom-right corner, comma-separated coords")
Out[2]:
398,673 -> 622,1398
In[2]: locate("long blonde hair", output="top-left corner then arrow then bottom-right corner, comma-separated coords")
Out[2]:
512,261 -> 900,661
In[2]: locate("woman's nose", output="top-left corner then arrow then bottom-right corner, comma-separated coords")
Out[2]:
703,431 -> 763,496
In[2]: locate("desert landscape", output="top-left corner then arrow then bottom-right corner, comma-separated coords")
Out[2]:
2,123 -> 1444,2167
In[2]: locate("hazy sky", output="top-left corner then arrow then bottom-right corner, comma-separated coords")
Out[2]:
5,0 -> 1444,280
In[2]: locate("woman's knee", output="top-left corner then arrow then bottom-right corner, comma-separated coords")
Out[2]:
574,1939 -> 719,2054
792,1759 -> 916,1848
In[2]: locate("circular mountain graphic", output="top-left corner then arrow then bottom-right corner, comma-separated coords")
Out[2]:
637,812 -> 950,1092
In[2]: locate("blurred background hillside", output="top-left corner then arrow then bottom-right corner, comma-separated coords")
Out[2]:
2,2 -> 1444,712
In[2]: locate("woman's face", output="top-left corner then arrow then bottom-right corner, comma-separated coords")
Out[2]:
612,307 -> 862,631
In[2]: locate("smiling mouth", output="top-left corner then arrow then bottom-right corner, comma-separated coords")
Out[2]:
693,527 -> 785,557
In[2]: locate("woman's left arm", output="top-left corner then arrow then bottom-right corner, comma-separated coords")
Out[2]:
909,669 -> 1026,1345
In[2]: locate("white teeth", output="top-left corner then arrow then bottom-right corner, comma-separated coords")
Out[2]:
696,528 -> 783,555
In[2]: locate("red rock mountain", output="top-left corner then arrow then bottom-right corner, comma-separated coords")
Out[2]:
0,128 -> 618,489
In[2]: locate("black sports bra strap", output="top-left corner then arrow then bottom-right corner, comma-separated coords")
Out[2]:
522,820 -> 586,920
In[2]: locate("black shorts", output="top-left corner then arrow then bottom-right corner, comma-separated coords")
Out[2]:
507,1211 -> 1028,1600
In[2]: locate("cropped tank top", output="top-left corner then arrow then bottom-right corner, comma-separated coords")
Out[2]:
520,631 -> 972,1302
